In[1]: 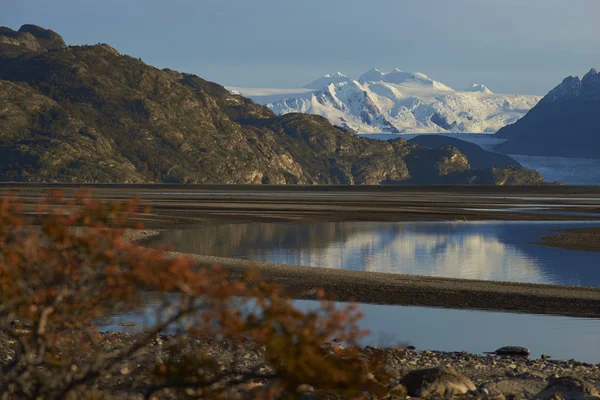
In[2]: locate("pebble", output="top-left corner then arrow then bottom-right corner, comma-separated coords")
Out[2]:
1,329 -> 599,399
296,384 -> 315,393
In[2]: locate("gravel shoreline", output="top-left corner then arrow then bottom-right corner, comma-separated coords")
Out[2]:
2,329 -> 598,399
535,227 -> 600,252
171,253 -> 600,318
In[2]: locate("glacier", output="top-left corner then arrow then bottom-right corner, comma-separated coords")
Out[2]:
228,68 -> 541,134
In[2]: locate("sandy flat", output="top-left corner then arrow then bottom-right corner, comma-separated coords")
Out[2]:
5,183 -> 600,317
178,253 -> 600,318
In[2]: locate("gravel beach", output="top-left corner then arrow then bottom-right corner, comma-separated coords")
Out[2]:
2,329 -> 598,399
177,253 -> 600,318
536,227 -> 600,252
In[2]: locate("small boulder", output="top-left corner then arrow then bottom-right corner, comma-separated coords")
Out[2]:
296,384 -> 314,394
480,377 -> 547,398
400,367 -> 475,397
493,346 -> 530,357
8,320 -> 32,334
536,377 -> 600,399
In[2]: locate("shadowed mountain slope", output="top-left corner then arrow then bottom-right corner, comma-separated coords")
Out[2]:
0,24 -> 542,185
495,69 -> 600,159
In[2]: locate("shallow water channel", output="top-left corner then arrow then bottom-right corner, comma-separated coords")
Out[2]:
103,296 -> 600,364
104,220 -> 600,363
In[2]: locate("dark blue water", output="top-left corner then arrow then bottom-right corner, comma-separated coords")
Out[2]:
154,221 -> 600,287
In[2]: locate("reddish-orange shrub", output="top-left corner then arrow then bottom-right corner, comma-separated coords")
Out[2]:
0,190 -> 373,399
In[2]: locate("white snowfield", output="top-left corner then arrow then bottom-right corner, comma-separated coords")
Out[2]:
228,68 -> 541,134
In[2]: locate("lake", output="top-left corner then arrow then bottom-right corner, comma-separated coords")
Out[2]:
362,133 -> 600,185
120,218 -> 600,363
151,220 -> 600,286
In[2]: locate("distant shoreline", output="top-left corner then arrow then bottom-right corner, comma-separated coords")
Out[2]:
4,184 -> 600,229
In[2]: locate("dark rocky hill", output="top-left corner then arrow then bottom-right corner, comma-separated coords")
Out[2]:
495,68 -> 600,158
408,135 -> 521,169
0,24 -> 543,185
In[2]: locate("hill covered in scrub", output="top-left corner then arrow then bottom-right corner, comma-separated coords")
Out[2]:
0,24 -> 543,185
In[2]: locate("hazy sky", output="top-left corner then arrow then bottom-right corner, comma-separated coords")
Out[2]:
3,0 -> 600,94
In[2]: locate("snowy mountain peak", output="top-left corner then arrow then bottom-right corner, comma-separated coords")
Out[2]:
324,72 -> 347,78
466,84 -> 494,94
303,72 -> 352,89
358,68 -> 385,83
357,68 -> 453,91
232,70 -> 541,134
411,72 -> 429,80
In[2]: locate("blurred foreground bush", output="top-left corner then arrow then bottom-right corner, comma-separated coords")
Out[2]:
0,191 -> 373,399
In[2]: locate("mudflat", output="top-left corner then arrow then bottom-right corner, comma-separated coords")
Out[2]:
184,253 -> 600,318
535,227 -> 600,252
4,183 -> 600,227
4,183 -> 600,317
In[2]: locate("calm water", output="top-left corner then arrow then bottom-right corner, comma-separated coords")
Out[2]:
127,220 -> 600,362
509,154 -> 600,185
362,133 -> 600,185
153,221 -> 600,286
102,297 -> 600,363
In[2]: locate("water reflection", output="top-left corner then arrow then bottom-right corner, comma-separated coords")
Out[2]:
101,295 -> 600,364
152,221 -> 600,287
352,303 -> 600,364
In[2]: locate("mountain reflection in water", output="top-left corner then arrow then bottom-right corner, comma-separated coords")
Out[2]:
152,221 -> 600,287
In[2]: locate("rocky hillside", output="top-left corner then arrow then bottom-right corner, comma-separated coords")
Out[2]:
495,68 -> 600,158
0,24 -> 543,185
408,135 -> 521,169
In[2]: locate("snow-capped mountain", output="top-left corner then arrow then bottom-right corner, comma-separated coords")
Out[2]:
466,84 -> 493,94
358,68 -> 454,91
303,72 -> 352,89
229,69 -> 541,134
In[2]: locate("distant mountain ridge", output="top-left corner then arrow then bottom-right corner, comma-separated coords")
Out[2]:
0,24 -> 543,185
231,69 -> 541,134
495,68 -> 600,158
408,135 -> 521,169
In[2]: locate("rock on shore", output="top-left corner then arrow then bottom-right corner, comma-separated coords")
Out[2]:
2,329 -> 598,399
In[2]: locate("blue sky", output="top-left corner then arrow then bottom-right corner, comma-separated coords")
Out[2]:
3,0 -> 600,94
